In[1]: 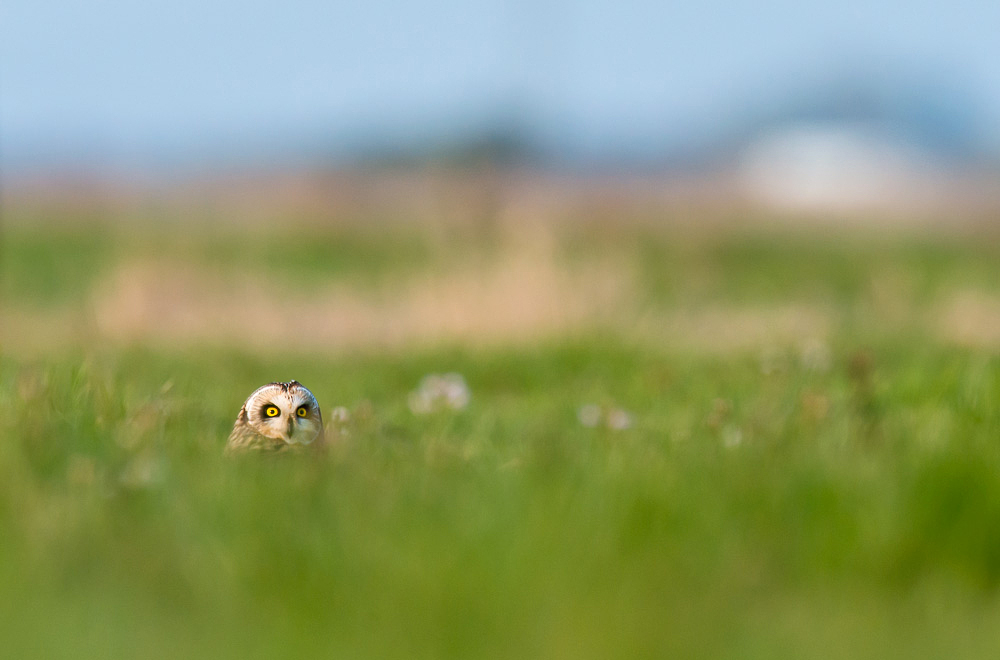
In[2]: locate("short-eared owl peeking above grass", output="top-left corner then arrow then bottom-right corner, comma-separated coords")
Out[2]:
226,381 -> 323,454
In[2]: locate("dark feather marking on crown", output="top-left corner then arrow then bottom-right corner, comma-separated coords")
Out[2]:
267,380 -> 301,392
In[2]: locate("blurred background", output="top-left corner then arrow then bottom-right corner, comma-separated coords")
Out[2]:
4,0 -> 1000,209
4,0 -> 1000,355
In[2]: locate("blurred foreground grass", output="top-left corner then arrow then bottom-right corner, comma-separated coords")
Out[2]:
4,210 -> 1000,658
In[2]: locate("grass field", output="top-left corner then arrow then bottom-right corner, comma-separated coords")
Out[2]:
4,203 -> 1000,658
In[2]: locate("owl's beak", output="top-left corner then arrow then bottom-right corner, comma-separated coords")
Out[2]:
286,416 -> 296,440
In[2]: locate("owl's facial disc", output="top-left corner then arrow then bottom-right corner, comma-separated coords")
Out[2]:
254,395 -> 321,445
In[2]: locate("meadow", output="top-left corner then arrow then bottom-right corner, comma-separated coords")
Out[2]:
4,192 -> 1000,658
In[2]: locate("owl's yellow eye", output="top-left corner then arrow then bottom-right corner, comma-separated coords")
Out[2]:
296,405 -> 308,417
263,406 -> 280,418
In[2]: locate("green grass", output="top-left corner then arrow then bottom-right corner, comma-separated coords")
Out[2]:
4,217 -> 1000,658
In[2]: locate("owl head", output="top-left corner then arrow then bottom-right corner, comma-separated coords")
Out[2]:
227,380 -> 323,452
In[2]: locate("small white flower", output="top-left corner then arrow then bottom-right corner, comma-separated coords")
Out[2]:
577,404 -> 602,428
326,405 -> 352,436
409,373 -> 471,414
329,406 -> 351,424
577,403 -> 634,431
722,425 -> 743,448
440,373 -> 471,409
606,408 -> 633,430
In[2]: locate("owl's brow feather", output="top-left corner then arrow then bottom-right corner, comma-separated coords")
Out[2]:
265,380 -> 302,393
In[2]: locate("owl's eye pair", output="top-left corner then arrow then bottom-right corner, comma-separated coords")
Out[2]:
262,404 -> 309,418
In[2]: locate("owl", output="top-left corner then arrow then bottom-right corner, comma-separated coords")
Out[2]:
225,381 -> 324,454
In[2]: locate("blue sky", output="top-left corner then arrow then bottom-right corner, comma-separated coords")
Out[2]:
3,0 -> 1000,171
